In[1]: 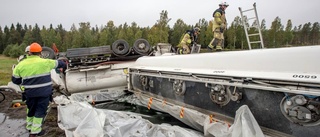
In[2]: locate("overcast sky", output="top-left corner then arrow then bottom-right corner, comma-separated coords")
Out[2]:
1,0 -> 319,30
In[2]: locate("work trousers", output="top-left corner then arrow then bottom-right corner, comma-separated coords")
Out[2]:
25,96 -> 50,134
209,28 -> 224,50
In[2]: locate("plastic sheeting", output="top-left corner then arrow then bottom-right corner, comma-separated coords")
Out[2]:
5,82 -> 22,93
123,93 -> 265,137
203,105 -> 265,137
54,95 -> 203,137
54,92 -> 265,137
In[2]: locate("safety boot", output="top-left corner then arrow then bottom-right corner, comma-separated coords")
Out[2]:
37,130 -> 47,136
29,130 -> 47,137
216,46 -> 222,51
207,44 -> 213,52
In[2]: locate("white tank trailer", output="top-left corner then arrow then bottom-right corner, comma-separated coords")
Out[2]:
62,61 -> 134,93
52,39 -> 152,94
127,45 -> 320,137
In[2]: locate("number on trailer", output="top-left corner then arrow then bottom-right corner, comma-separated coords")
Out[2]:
293,75 -> 317,79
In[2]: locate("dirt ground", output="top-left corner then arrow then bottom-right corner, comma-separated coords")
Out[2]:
0,90 -> 65,137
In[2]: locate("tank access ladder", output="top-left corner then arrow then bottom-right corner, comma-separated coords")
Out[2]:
239,3 -> 264,50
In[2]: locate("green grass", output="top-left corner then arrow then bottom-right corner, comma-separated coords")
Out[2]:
0,55 -> 17,86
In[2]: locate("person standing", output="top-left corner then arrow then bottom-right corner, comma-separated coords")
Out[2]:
12,42 -> 66,137
208,2 -> 229,51
177,27 -> 201,54
17,46 -> 31,62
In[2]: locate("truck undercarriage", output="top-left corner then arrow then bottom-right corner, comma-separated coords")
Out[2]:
128,45 -> 320,136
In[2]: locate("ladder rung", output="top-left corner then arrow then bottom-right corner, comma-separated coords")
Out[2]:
248,26 -> 258,30
242,8 -> 254,13
247,17 -> 256,20
248,33 -> 260,37
250,41 -> 261,44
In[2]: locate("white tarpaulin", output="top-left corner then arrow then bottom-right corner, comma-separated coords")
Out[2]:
203,105 -> 265,137
54,92 -> 264,137
54,95 -> 203,137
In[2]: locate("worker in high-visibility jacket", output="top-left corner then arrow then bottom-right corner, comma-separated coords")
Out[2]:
208,2 -> 229,51
177,27 -> 200,54
17,46 -> 31,63
12,42 -> 66,137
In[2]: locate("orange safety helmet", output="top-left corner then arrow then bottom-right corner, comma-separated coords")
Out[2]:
29,42 -> 42,52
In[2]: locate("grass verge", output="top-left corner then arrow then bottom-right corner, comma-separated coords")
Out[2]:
0,55 -> 17,86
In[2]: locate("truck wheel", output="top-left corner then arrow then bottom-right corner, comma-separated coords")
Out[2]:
41,47 -> 56,59
133,39 -> 150,55
112,39 -> 130,56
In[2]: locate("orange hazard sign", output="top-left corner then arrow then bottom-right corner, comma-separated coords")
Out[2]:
180,107 -> 184,118
147,97 -> 153,110
210,115 -> 213,123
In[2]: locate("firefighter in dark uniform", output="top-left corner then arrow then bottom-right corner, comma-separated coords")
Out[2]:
12,42 -> 66,137
208,2 -> 229,51
177,27 -> 200,54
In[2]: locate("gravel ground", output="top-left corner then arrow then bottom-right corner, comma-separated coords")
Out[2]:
0,90 -> 65,137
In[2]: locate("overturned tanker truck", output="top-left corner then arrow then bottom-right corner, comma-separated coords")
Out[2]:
127,45 -> 320,137
51,39 -> 162,94
50,39 -> 196,95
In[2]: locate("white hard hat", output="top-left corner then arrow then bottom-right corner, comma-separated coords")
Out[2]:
25,46 -> 30,52
219,2 -> 229,7
194,27 -> 200,32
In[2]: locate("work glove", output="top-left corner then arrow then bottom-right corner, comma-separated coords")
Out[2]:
187,39 -> 192,44
220,24 -> 226,30
55,68 -> 62,74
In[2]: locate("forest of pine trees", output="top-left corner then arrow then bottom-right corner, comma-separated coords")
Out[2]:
1,10 -> 319,57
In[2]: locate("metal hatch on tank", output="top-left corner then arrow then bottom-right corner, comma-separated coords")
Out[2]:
128,45 -> 320,137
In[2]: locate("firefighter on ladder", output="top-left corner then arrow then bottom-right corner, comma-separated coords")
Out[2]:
208,2 -> 229,51
177,27 -> 200,54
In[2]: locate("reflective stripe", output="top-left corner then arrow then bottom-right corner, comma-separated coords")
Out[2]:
23,82 -> 52,88
23,73 -> 50,80
54,60 -> 58,68
12,75 -> 21,79
31,130 -> 41,134
31,117 -> 43,134
33,123 -> 42,127
26,122 -> 32,130
26,116 -> 33,130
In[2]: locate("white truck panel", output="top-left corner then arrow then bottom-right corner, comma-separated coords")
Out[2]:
132,46 -> 320,83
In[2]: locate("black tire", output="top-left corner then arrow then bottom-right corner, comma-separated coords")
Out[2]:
0,92 -> 5,103
133,39 -> 150,55
112,39 -> 130,56
41,47 -> 56,59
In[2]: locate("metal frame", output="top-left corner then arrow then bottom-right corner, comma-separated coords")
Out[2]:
129,69 -> 320,96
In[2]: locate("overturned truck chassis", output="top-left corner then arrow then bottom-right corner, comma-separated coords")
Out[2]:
128,46 -> 320,137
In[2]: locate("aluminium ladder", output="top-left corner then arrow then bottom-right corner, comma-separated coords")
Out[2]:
239,3 -> 264,50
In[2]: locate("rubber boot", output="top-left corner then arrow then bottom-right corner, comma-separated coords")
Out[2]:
207,44 -> 213,52
216,45 -> 222,51
37,130 -> 47,136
